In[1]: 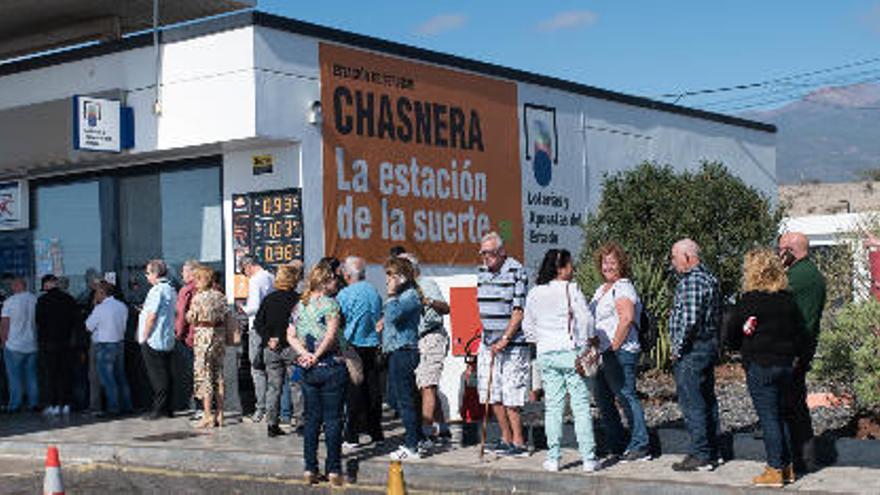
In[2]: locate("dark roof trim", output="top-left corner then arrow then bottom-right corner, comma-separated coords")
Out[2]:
1,10 -> 776,133
0,11 -> 254,77
254,13 -> 775,133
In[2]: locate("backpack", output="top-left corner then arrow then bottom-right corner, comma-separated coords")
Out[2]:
613,283 -> 659,353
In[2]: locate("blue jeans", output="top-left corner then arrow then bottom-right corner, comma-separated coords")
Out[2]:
95,342 -> 133,414
594,350 -> 650,454
4,348 -> 38,410
747,362 -> 794,469
596,349 -> 648,453
673,340 -> 719,462
301,363 -> 347,475
387,347 -> 421,450
538,350 -> 596,462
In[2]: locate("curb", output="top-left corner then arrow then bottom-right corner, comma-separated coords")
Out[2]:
0,437 -> 866,495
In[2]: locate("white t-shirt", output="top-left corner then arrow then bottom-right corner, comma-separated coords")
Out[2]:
523,281 -> 593,355
244,269 -> 275,328
590,279 -> 641,353
1,292 -> 38,353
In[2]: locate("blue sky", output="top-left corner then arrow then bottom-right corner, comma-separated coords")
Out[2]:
257,1 -> 880,111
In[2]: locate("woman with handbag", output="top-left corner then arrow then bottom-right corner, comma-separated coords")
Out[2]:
286,262 -> 348,486
523,248 -> 598,473
185,266 -> 229,429
589,242 -> 651,462
382,256 -> 426,461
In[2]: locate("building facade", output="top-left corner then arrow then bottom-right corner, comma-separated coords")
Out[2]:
0,11 -> 776,416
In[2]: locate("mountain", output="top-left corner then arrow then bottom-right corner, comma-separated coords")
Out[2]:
740,83 -> 880,184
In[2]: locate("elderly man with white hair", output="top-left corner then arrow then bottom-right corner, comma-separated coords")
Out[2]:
476,231 -> 530,458
336,256 -> 385,448
668,239 -> 722,472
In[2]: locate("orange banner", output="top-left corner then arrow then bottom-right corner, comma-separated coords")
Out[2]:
321,43 -> 522,265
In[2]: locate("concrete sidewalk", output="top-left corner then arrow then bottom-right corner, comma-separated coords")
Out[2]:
0,413 -> 877,494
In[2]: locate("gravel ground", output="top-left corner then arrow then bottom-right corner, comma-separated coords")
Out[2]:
637,364 -> 856,435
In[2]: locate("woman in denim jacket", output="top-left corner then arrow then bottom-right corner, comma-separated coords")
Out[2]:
382,256 -> 425,461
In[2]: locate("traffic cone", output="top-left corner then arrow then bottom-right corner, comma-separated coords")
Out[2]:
43,445 -> 65,495
387,460 -> 405,495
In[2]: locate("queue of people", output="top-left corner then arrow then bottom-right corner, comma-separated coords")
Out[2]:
0,228 -> 829,490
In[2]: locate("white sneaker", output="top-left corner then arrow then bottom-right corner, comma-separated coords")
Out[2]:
389,446 -> 421,461
342,441 -> 360,451
582,459 -> 599,472
542,458 -> 559,472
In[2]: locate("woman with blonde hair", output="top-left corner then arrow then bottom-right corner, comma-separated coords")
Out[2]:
725,248 -> 809,488
185,266 -> 229,428
287,262 -> 347,486
255,264 -> 303,438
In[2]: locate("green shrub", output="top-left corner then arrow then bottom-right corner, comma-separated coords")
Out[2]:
812,299 -> 880,413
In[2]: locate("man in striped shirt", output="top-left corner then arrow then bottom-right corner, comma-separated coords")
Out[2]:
476,232 -> 530,458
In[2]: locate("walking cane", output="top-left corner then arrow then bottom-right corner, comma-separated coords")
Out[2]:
479,350 -> 496,460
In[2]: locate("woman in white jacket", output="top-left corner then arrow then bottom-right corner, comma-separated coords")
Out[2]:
523,248 -> 598,473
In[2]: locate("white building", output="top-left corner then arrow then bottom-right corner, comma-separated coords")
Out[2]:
0,3 -> 776,417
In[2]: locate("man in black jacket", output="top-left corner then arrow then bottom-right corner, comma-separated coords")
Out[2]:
36,274 -> 80,416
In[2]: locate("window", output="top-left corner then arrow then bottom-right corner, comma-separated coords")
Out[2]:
119,164 -> 222,302
32,180 -> 101,298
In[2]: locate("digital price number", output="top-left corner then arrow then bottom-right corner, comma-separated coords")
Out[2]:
250,189 -> 303,269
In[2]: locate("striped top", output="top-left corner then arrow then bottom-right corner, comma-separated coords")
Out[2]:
477,257 -> 528,345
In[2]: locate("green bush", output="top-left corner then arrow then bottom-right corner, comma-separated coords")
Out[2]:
812,299 -> 880,413
578,161 -> 783,369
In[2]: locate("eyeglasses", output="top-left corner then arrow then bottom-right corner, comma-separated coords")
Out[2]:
478,249 -> 499,258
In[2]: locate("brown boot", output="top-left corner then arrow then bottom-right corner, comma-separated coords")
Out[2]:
753,466 -> 784,488
782,464 -> 795,484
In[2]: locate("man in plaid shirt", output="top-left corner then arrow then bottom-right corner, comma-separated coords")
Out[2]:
668,239 -> 721,472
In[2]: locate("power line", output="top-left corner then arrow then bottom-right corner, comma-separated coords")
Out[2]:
656,55 -> 880,102
698,68 -> 880,110
710,73 -> 880,113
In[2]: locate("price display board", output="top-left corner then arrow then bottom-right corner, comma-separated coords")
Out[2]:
231,188 -> 303,275
252,189 -> 303,267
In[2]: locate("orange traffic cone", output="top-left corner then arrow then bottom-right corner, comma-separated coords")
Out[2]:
387,460 -> 405,495
43,445 -> 65,495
